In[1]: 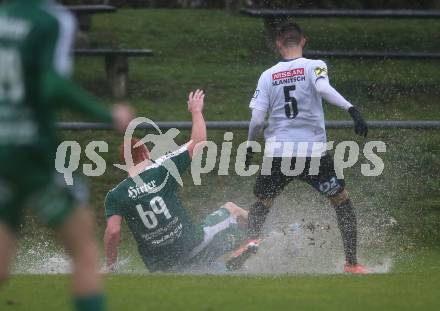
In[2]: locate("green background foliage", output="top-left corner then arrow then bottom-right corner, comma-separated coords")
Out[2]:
54,9 -> 440,252
1,7 -> 439,310
60,0 -> 440,9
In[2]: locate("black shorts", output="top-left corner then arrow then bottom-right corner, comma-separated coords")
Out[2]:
254,153 -> 345,200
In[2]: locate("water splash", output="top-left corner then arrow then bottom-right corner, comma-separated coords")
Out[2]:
13,240 -> 70,274
12,197 -> 396,275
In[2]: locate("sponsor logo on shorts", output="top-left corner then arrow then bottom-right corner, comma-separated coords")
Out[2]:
319,177 -> 341,195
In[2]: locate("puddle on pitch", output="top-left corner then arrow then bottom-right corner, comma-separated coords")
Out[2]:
12,196 -> 397,275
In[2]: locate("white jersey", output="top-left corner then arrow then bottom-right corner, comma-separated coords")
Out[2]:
250,57 -> 330,157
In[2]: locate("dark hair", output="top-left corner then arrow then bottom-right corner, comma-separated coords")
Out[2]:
275,21 -> 304,47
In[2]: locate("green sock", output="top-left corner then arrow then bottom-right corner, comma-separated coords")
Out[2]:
74,293 -> 106,311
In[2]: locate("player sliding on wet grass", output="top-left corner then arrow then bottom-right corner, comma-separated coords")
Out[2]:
229,21 -> 370,273
104,90 -> 249,272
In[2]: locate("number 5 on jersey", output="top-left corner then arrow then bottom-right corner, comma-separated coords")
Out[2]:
136,196 -> 171,229
283,85 -> 298,119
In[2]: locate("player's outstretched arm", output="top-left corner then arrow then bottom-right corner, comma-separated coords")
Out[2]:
247,109 -> 265,143
315,78 -> 352,111
315,78 -> 368,137
42,72 -> 134,133
112,104 -> 135,133
246,108 -> 266,168
103,215 -> 123,272
187,89 -> 207,159
39,12 -> 134,134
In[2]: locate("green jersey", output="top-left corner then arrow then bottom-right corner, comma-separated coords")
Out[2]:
0,0 -> 112,231
0,0 -> 112,175
105,146 -> 204,272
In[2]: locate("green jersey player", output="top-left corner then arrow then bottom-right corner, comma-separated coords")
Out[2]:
0,1 -> 133,310
104,90 -> 249,272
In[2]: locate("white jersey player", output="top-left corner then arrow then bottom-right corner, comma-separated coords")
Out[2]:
235,21 -> 370,274
249,57 -> 352,157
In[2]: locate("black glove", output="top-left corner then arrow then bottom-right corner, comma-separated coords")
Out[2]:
245,146 -> 254,169
348,106 -> 368,138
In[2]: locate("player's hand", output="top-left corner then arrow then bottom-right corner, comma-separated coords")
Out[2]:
188,89 -> 205,114
348,106 -> 368,138
245,146 -> 254,169
112,104 -> 134,133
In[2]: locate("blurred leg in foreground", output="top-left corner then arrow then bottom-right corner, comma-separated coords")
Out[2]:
57,207 -> 105,311
0,224 -> 16,284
